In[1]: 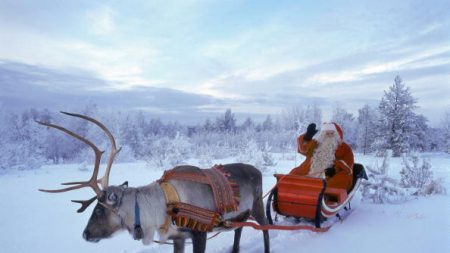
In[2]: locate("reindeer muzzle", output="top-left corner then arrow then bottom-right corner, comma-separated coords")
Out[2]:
83,230 -> 98,242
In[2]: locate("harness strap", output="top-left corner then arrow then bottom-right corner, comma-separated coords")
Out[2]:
158,166 -> 239,232
203,167 -> 237,213
160,166 -> 239,214
159,181 -> 181,234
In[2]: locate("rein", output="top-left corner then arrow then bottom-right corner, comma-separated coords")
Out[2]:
223,221 -> 331,232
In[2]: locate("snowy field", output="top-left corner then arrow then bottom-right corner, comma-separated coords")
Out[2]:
0,153 -> 449,253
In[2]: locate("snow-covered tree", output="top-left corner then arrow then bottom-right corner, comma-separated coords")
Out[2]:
360,150 -> 409,204
203,118 -> 215,132
197,145 -> 214,167
400,154 -> 432,189
147,118 -> 165,136
400,153 -> 446,195
262,115 -> 274,131
357,104 -> 378,154
236,139 -> 274,173
215,109 -> 237,133
332,104 -> 357,148
240,117 -> 255,132
425,127 -> 443,152
442,109 -> 450,153
0,109 -> 48,170
282,106 -> 300,131
280,105 -> 322,133
373,75 -> 426,157
143,132 -> 191,168
409,114 -> 428,152
120,114 -> 144,159
261,142 -> 276,167
304,104 -> 322,130
420,178 -> 447,195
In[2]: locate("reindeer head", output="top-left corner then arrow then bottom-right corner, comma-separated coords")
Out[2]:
83,182 -> 129,242
37,112 -> 126,243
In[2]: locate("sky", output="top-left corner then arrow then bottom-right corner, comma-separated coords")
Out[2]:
0,0 -> 449,125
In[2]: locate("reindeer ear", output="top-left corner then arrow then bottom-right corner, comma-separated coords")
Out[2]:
121,181 -> 128,189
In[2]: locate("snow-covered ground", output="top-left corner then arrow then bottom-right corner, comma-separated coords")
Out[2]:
1,153 -> 449,253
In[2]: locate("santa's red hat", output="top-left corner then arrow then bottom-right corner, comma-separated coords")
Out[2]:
322,122 -> 343,140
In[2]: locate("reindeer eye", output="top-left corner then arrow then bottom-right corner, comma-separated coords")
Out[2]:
95,207 -> 103,216
107,193 -> 117,203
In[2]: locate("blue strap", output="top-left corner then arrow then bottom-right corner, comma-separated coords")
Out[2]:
133,191 -> 143,240
134,192 -> 141,226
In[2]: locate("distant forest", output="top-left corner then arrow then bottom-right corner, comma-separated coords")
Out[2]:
1,76 -> 449,170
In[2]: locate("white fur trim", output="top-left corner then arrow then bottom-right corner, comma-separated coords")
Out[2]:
322,123 -> 337,132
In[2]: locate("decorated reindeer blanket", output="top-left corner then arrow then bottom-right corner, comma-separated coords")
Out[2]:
159,165 -> 240,232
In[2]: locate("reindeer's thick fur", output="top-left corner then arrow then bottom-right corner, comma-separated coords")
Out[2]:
83,163 -> 270,253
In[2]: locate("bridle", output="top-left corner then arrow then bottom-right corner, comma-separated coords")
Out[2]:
97,188 -> 144,240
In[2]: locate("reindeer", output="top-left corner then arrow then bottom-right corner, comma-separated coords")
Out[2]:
37,112 -> 270,253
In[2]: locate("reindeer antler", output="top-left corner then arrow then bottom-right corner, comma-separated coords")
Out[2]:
36,111 -> 122,212
58,112 -> 122,189
72,196 -> 98,213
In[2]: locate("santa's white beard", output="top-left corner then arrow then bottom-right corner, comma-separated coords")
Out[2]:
309,132 -> 341,177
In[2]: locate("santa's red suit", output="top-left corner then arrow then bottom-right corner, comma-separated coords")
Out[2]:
290,123 -> 354,192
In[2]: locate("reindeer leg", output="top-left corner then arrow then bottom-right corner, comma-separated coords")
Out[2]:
252,197 -> 271,253
191,231 -> 207,253
173,238 -> 185,253
232,227 -> 243,253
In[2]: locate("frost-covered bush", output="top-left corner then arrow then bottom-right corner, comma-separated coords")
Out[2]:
113,145 -> 138,163
262,142 -> 277,167
7,143 -> 46,170
236,139 -> 264,170
400,153 -> 432,189
400,153 -> 446,195
73,147 -> 94,164
143,133 -> 191,168
262,150 -> 276,167
197,145 -> 213,167
361,150 -> 410,204
235,139 -> 273,172
361,151 -> 446,202
189,132 -> 235,160
419,178 -> 447,195
0,111 -> 47,170
78,161 -> 90,172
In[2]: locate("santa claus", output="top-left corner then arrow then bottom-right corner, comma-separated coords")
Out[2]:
290,122 -> 354,192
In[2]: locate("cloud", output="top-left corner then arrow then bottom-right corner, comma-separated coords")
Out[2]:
86,6 -> 116,36
1,0 -> 449,125
0,61 -> 224,119
0,25 -> 162,91
196,32 -> 450,125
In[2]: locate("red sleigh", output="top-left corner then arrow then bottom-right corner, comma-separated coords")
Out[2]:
266,163 -> 368,228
